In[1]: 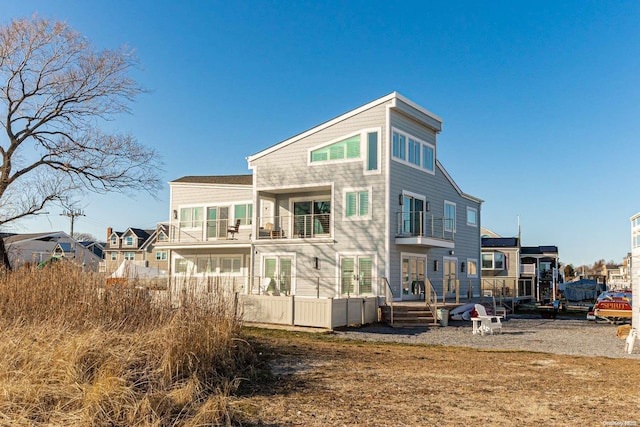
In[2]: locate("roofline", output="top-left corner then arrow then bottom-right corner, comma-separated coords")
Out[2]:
169,181 -> 253,189
437,160 -> 484,204
247,92 -> 443,164
3,231 -> 71,245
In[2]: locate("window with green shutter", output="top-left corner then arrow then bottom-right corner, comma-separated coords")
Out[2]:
345,189 -> 370,219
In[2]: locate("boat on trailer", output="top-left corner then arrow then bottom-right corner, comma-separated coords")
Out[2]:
587,290 -> 632,323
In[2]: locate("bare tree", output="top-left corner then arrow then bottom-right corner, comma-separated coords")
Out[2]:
0,17 -> 162,269
73,232 -> 96,242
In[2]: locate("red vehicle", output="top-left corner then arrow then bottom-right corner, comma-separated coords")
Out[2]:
587,290 -> 632,323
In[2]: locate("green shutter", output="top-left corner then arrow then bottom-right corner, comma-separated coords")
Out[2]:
346,192 -> 356,217
359,191 -> 369,216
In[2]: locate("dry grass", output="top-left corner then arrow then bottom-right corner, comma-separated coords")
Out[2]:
240,328 -> 640,426
0,263 -> 257,426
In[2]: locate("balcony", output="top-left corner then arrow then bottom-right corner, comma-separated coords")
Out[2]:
395,211 -> 454,248
256,213 -> 331,240
160,218 -> 251,247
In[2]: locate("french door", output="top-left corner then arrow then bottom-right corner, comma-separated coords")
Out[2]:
402,195 -> 424,236
444,257 -> 458,294
340,255 -> 373,296
263,255 -> 293,295
206,206 -> 229,239
402,254 -> 427,300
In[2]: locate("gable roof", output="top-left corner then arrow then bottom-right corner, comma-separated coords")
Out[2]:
437,160 -> 484,204
247,92 -> 443,164
171,175 -> 253,185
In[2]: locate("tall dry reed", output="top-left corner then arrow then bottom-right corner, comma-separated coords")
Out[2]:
0,262 -> 257,426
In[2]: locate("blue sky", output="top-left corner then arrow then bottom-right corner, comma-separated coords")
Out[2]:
3,1 -> 639,267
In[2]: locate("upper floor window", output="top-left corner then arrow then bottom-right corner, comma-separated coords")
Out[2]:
466,207 -> 477,227
366,132 -> 378,172
110,235 -> 118,246
156,251 -> 167,261
444,201 -> 456,232
157,232 -> 167,242
180,207 -> 203,228
125,236 -> 134,246
310,134 -> 360,163
392,129 -> 435,173
234,203 -> 253,225
345,189 -> 370,220
482,252 -> 504,270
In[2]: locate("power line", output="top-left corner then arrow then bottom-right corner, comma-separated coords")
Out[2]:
60,209 -> 85,237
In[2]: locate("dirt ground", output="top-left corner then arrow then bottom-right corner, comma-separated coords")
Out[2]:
237,328 -> 640,426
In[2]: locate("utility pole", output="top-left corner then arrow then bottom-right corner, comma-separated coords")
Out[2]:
61,209 -> 85,258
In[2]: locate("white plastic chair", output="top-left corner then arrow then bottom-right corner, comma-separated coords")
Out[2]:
471,304 -> 503,335
625,329 -> 637,354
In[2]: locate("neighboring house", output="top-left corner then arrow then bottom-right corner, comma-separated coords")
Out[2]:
606,262 -> 630,290
102,224 -> 169,275
160,92 -> 483,305
2,231 -> 102,270
631,213 -> 640,331
79,241 -> 105,259
481,227 -> 560,301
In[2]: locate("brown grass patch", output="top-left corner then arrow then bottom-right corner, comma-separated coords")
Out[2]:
240,328 -> 640,426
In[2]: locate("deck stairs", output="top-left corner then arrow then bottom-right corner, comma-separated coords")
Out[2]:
380,302 -> 439,327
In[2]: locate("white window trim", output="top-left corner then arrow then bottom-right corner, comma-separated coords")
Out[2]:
466,258 -> 478,278
231,200 -> 254,226
307,128 -> 381,171
343,187 -> 372,221
173,254 -> 245,276
124,235 -> 135,246
391,127 -> 436,175
481,252 -> 505,270
444,200 -> 456,233
308,130 -> 363,166
466,207 -> 478,227
260,252 -> 297,295
178,205 -> 205,230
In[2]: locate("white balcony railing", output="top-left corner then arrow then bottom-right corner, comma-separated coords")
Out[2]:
257,214 -> 330,240
395,211 -> 454,241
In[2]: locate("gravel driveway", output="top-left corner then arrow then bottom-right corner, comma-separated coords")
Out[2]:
333,315 -> 640,359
